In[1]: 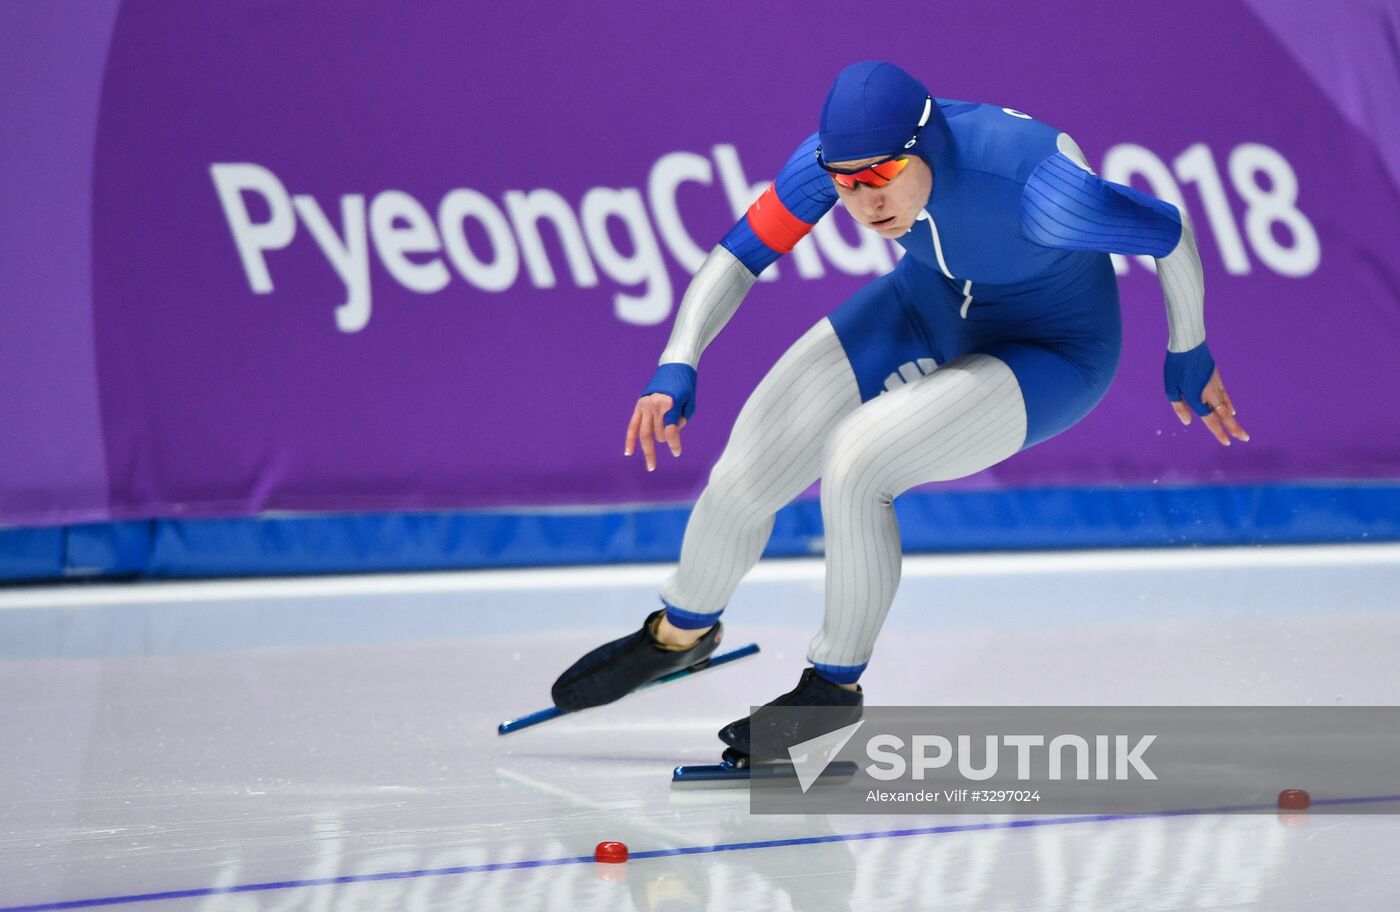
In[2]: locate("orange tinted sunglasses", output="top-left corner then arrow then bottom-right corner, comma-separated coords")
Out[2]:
825,156 -> 910,189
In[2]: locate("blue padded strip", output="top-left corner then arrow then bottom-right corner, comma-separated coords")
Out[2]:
4,484 -> 1399,583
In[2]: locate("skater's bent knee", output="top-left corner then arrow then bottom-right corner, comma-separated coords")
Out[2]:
823,414 -> 889,483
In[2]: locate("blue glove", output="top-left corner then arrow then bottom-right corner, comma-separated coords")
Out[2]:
1163,341 -> 1215,416
642,363 -> 697,427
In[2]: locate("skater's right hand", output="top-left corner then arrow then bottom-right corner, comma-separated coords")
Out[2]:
627,363 -> 696,472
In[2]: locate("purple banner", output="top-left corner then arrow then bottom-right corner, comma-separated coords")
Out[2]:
3,0 -> 1399,527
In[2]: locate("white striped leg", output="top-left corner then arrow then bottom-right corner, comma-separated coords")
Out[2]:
808,354 -> 1028,675
660,318 -> 861,618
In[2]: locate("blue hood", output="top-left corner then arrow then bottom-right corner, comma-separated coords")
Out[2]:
818,60 -> 950,168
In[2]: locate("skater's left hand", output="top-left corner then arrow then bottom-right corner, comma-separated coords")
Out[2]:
1170,367 -> 1249,447
1164,342 -> 1248,447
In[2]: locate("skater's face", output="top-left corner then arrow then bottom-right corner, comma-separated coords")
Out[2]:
828,154 -> 932,239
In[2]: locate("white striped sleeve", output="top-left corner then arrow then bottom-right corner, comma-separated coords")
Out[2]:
658,245 -> 758,368
1155,210 -> 1206,352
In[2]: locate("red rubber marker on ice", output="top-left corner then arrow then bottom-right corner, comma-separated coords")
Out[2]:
594,841 -> 629,863
1277,788 -> 1311,810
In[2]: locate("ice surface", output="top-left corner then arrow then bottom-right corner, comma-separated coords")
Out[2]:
2,545 -> 1398,911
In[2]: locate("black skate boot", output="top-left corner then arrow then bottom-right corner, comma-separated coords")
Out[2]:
551,609 -> 723,712
718,667 -> 864,763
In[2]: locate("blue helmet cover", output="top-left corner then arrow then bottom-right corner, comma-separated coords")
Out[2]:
819,61 -> 945,166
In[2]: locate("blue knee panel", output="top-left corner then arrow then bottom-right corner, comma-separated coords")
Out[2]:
980,339 -> 1117,447
970,261 -> 1122,447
